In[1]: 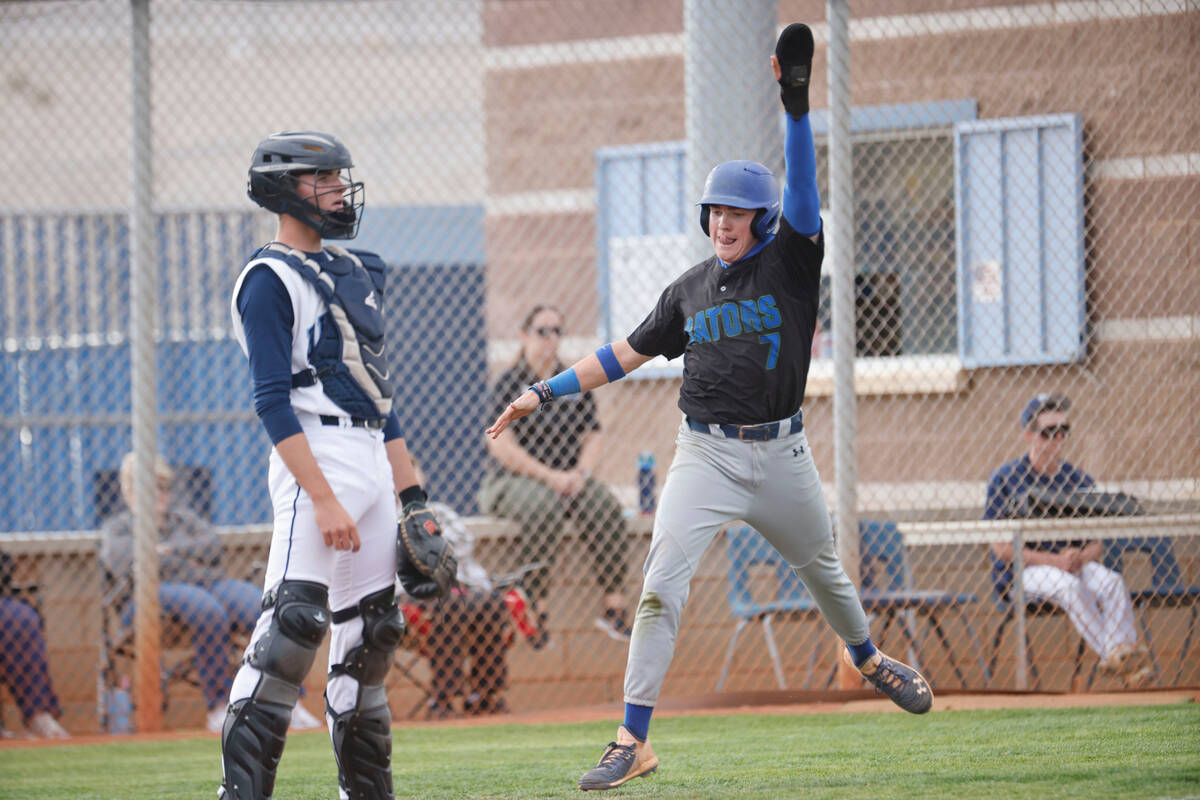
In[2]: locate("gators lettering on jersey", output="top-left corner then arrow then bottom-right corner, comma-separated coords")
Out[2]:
628,216 -> 823,425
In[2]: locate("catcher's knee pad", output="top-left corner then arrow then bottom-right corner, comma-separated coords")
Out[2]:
331,585 -> 404,688
327,684 -> 394,800
220,581 -> 330,800
249,580 -> 331,686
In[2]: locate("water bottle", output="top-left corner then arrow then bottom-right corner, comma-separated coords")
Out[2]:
637,452 -> 656,515
106,678 -> 133,735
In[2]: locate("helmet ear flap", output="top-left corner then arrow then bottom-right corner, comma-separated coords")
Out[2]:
247,172 -> 287,216
700,205 -> 774,240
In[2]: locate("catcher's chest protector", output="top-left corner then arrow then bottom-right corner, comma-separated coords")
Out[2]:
254,242 -> 394,418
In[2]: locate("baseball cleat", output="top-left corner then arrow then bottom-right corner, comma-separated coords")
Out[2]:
578,725 -> 658,791
1121,664 -> 1155,689
206,706 -> 228,734
1099,642 -> 1147,675
844,648 -> 933,714
288,701 -> 324,731
594,608 -> 632,641
27,711 -> 70,739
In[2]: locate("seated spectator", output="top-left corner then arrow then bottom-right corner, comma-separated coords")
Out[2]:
406,458 -> 524,718
0,552 -> 69,739
984,393 -> 1151,686
480,304 -> 632,640
99,453 -> 323,732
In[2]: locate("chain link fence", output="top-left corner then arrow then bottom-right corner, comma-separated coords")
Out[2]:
1,0 -> 1196,737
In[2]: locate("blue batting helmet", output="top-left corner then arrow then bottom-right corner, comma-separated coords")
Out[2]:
697,160 -> 781,240
247,130 -> 365,239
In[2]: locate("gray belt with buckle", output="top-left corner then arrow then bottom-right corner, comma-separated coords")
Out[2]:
685,411 -> 803,441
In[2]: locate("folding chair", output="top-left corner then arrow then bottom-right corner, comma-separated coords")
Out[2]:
858,520 -> 990,686
986,553 -> 1091,690
1103,536 -> 1200,684
717,523 -> 989,692
716,526 -> 824,691
390,562 -> 548,718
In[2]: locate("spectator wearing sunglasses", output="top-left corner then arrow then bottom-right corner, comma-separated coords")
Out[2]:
480,304 -> 633,642
983,393 -> 1150,685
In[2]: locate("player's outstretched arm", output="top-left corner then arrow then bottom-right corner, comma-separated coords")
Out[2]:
485,338 -> 651,438
773,23 -> 821,241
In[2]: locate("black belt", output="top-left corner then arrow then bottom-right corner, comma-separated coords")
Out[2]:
685,411 -> 803,441
320,414 -> 386,431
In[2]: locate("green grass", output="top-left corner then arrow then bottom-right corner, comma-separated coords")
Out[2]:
1,704 -> 1198,799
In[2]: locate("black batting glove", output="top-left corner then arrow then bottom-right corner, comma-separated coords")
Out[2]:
776,22 -> 814,119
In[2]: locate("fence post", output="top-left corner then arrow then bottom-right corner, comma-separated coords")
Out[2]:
129,0 -> 162,732
824,0 -> 862,690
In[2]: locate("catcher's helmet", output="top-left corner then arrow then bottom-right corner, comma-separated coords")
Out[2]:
247,130 -> 364,239
697,160 -> 781,241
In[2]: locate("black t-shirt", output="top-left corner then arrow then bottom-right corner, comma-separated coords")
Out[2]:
628,218 -> 823,424
486,357 -> 600,472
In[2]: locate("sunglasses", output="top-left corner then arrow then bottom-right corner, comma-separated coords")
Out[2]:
532,326 -> 563,338
1036,424 -> 1070,440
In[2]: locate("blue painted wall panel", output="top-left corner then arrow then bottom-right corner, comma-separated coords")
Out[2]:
956,130 -> 1006,359
955,114 -> 1085,367
78,346 -> 131,415
1,205 -> 487,531
642,152 -> 686,235
1003,127 -> 1046,357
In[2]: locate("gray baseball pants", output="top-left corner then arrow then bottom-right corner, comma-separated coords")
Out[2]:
623,421 -> 870,707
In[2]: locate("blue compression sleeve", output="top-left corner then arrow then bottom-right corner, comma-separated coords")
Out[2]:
595,343 -> 626,382
382,411 -> 403,441
782,113 -> 821,237
237,265 -> 302,444
545,367 -> 582,398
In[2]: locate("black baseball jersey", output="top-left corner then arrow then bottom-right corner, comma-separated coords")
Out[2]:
486,357 -> 600,471
627,217 -> 823,425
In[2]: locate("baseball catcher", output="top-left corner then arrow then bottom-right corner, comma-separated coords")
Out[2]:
397,489 -> 457,600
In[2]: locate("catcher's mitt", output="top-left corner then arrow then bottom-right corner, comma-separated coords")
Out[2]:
397,496 -> 457,600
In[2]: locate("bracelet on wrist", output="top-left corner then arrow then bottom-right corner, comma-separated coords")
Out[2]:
529,381 -> 554,405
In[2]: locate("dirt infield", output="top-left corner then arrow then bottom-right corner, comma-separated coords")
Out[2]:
1,688 -> 1195,750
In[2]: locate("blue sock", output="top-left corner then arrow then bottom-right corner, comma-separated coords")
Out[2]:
623,703 -> 653,742
846,638 -> 878,668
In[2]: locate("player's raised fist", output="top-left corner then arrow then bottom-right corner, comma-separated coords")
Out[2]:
775,22 -> 814,119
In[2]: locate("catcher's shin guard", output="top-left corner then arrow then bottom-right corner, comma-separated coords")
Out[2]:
328,685 -> 394,800
219,697 -> 291,800
326,585 -> 403,799
220,581 -> 330,800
